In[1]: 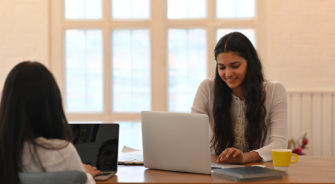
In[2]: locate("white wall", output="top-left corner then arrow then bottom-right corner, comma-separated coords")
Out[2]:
259,0 -> 335,91
0,0 -> 49,89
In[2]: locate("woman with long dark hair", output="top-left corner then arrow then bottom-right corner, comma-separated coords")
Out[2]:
0,61 -> 101,184
192,32 -> 288,164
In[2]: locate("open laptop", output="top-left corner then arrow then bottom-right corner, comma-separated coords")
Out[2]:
70,123 -> 119,181
141,111 -> 212,174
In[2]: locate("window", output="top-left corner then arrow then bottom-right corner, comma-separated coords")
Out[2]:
216,0 -> 255,18
64,0 -> 102,19
65,29 -> 103,112
168,29 -> 207,112
51,0 -> 257,150
112,0 -> 150,19
112,29 -> 151,112
167,0 -> 207,19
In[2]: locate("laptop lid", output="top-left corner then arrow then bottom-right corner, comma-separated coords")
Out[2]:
141,111 -> 211,174
70,123 -> 119,173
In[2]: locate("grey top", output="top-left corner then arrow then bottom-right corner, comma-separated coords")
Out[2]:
22,137 -> 95,184
191,79 -> 288,161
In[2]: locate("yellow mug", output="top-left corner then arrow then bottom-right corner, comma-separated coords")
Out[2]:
272,149 -> 299,171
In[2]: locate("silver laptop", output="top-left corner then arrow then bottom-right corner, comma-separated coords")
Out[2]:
141,111 -> 211,174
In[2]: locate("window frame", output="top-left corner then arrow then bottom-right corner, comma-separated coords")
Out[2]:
50,0 -> 258,123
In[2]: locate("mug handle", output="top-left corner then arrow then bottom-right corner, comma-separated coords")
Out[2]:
290,153 -> 299,163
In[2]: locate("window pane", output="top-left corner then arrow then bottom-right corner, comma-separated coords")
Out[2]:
112,30 -> 151,112
217,28 -> 255,47
216,0 -> 255,18
168,29 -> 207,112
65,30 -> 103,112
112,0 -> 150,19
118,122 -> 142,152
167,0 -> 206,19
65,0 -> 102,19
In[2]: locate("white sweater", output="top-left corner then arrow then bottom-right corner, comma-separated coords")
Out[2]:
191,79 -> 288,161
22,137 -> 95,184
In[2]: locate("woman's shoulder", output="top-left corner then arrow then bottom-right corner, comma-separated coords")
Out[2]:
196,78 -> 215,95
34,137 -> 73,150
199,78 -> 215,88
22,137 -> 78,172
264,81 -> 287,91
32,138 -> 78,165
264,81 -> 287,99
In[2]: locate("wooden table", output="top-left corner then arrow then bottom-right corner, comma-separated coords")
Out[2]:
97,156 -> 335,184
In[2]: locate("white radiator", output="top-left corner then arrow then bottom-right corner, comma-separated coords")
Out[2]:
287,91 -> 335,157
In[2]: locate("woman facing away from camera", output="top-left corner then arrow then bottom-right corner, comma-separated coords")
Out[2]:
0,61 -> 101,184
192,32 -> 288,164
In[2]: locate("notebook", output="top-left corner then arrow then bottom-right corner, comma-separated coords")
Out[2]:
141,111 -> 212,174
70,123 -> 119,181
211,166 -> 286,182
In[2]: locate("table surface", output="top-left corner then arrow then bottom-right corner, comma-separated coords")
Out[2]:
97,156 -> 335,184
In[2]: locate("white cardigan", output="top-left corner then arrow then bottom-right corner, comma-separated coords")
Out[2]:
22,137 -> 95,184
191,79 -> 288,161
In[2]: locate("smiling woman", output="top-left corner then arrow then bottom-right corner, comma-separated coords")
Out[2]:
192,32 -> 289,164
216,52 -> 248,99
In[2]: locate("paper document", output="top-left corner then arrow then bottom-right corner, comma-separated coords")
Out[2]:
118,146 -> 144,165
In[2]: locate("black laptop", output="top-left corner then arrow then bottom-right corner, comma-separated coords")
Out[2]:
70,123 -> 119,181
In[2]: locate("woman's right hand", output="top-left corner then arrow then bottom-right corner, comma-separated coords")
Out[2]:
83,164 -> 103,177
215,147 -> 245,164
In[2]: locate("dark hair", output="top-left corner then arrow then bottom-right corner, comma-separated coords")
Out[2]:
212,32 -> 267,155
0,61 -> 71,184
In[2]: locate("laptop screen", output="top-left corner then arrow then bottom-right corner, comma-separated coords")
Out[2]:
70,123 -> 119,172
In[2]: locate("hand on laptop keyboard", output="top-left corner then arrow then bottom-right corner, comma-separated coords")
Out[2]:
83,163 -> 103,177
94,171 -> 116,181
97,172 -> 113,176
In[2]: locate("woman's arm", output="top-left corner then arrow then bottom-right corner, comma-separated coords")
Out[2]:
254,82 -> 289,161
191,79 -> 211,114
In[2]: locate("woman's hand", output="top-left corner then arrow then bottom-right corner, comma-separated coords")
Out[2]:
83,164 -> 103,177
215,147 -> 245,164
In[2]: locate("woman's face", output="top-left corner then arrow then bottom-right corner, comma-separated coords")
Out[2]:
217,51 -> 247,93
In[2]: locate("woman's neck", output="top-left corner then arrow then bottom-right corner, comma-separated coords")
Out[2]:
232,87 -> 244,100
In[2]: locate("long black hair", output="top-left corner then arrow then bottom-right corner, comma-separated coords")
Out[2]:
0,61 -> 71,184
212,32 -> 267,155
